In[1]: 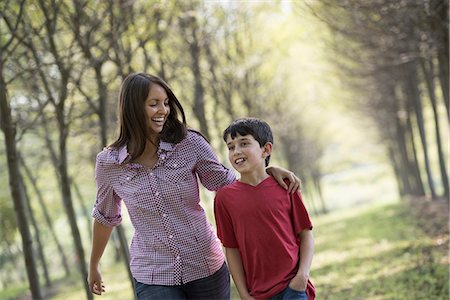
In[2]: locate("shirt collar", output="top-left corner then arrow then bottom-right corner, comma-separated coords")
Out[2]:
118,145 -> 131,164
117,140 -> 176,164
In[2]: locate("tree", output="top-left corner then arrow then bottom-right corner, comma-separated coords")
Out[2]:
305,0 -> 449,200
0,1 -> 43,298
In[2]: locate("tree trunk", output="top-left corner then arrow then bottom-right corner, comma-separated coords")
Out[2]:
182,15 -> 210,140
403,61 -> 437,198
0,67 -> 43,299
394,115 -> 415,195
20,154 -> 71,276
433,0 -> 449,116
312,173 -> 327,214
405,110 -> 426,196
71,178 -> 93,240
116,225 -> 136,296
21,176 -> 51,287
387,144 -> 405,197
56,113 -> 92,300
420,59 -> 449,198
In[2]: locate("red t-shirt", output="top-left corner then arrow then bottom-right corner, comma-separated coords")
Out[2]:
214,176 -> 315,299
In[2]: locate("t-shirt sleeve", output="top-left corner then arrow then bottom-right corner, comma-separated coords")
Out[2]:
91,151 -> 122,227
214,191 -> 238,248
291,190 -> 313,234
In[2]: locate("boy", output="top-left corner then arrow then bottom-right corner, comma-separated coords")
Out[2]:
214,118 -> 315,300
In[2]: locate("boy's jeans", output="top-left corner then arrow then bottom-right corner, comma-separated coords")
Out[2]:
270,286 -> 308,300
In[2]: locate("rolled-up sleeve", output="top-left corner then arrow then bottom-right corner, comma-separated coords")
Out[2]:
191,132 -> 236,191
92,151 -> 122,227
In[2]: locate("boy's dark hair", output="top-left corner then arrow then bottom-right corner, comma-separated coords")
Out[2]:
223,117 -> 273,167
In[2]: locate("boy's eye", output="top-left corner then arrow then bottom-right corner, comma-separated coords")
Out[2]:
228,146 -> 235,151
241,142 -> 248,147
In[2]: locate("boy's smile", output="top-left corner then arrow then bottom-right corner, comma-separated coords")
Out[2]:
225,133 -> 272,182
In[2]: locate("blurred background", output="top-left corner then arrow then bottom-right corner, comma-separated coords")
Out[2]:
0,0 -> 448,299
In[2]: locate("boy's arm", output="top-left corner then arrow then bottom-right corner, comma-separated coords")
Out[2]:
225,247 -> 255,300
289,230 -> 314,291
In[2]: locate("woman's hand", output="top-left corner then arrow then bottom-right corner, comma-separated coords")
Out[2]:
266,166 -> 302,193
88,265 -> 105,295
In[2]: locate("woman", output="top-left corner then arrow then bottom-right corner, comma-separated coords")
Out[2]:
88,73 -> 301,299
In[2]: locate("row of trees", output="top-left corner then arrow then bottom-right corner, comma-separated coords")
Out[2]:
303,0 -> 449,199
1,1 -> 326,299
3,0 -> 446,298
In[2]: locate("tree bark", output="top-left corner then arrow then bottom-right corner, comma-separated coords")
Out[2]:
181,14 -> 210,140
403,61 -> 437,198
0,65 -> 43,299
20,154 -> 71,276
21,176 -> 51,287
420,58 -> 449,198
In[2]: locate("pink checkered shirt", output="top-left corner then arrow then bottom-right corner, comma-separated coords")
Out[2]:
92,130 -> 236,285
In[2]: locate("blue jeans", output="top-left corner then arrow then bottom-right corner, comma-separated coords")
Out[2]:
134,262 -> 230,300
270,286 -> 308,300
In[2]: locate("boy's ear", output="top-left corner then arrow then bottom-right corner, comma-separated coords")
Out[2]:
262,142 -> 273,157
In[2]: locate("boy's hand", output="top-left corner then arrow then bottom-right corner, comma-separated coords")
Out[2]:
288,272 -> 308,291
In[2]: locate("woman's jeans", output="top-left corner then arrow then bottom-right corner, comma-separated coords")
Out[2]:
134,262 -> 230,300
270,286 -> 308,300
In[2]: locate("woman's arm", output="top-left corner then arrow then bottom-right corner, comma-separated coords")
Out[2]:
88,220 -> 114,295
225,247 -> 255,300
288,230 -> 314,291
266,166 -> 302,193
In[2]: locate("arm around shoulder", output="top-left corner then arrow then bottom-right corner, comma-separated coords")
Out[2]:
266,165 -> 301,193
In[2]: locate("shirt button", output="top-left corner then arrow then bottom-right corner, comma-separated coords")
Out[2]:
175,256 -> 180,260
155,192 -> 159,196
126,176 -> 130,181
150,172 -> 153,176
162,213 -> 167,217
173,163 -> 177,167
169,235 -> 173,239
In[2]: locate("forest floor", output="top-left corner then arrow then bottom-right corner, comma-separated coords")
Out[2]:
5,196 -> 449,300
309,196 -> 449,299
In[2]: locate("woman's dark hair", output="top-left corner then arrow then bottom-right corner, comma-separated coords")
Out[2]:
109,73 -> 187,161
223,117 -> 273,167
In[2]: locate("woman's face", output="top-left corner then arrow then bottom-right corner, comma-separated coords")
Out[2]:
145,84 -> 170,138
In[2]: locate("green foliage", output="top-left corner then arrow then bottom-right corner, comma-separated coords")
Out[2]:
3,199 -> 447,299
0,283 -> 29,300
313,201 -> 449,299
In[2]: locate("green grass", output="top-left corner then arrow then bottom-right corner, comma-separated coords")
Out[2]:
311,201 -> 449,299
0,283 -> 29,300
5,200 -> 448,300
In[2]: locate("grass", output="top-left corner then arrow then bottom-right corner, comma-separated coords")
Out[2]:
311,201 -> 449,299
4,200 -> 448,300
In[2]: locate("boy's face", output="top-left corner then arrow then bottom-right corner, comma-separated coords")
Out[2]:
225,133 -> 272,174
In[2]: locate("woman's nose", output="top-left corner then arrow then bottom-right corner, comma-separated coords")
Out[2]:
159,104 -> 168,114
